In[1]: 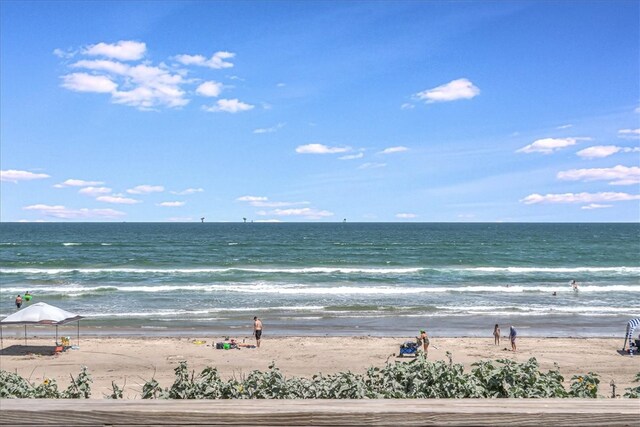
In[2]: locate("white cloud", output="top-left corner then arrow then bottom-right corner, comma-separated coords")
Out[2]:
236,195 -> 308,208
617,128 -> 640,139
174,51 -> 235,69
577,145 -> 640,159
516,137 -> 588,154
253,123 -> 285,134
581,204 -> 612,210
196,81 -> 223,97
1,170 -> 50,183
23,204 -> 125,219
396,213 -> 417,219
126,185 -> 164,194
414,78 -> 480,103
635,106 -> 640,113
520,192 -> 640,204
254,219 -> 283,223
557,165 -> 640,186
295,144 -> 351,154
157,201 -> 185,207
78,186 -> 112,196
61,73 -> 118,93
276,83 -> 286,87
53,48 -> 76,59
379,146 -> 408,154
96,195 -> 141,204
259,207 -> 334,219
72,59 -> 129,75
84,40 -> 146,61
557,124 -> 573,129
54,178 -> 105,187
401,103 -> 415,110
171,188 -> 204,195
339,152 -> 364,160
358,162 -> 386,169
203,98 -> 254,113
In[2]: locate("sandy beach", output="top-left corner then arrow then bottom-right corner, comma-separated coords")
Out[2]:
1,334 -> 638,399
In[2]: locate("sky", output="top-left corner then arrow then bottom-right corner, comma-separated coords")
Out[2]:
1,0 -> 639,223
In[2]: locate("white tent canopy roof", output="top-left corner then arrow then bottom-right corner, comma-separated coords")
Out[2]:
0,302 -> 83,325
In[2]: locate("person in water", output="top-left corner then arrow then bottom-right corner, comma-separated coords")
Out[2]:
571,280 -> 579,292
493,324 -> 501,345
15,295 -> 23,310
24,291 -> 32,302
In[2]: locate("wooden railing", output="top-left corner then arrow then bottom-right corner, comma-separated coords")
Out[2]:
1,399 -> 637,426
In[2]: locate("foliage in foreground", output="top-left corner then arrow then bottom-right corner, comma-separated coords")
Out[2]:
2,359 -> 637,399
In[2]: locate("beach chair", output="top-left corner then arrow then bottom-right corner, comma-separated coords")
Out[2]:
398,341 -> 419,357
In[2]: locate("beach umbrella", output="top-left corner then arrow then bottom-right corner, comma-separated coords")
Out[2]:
0,302 -> 83,347
623,318 -> 640,352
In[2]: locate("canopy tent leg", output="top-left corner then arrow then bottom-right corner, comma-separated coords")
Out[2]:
56,325 -> 59,345
77,321 -> 80,347
1,325 -> 3,350
24,324 -> 27,346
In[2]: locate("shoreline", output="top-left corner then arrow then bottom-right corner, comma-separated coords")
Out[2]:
1,336 -> 637,399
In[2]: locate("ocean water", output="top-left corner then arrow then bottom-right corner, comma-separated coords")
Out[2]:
1,223 -> 638,337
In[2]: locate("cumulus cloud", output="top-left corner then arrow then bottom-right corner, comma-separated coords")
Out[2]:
581,204 -> 612,210
253,123 -> 285,134
520,192 -> 640,204
23,204 -> 125,219
96,195 -> 141,204
358,162 -> 386,169
1,170 -> 50,183
414,78 -> 480,103
396,213 -> 417,219
618,128 -> 640,139
171,188 -> 204,195
157,201 -> 185,207
516,137 -> 588,154
61,73 -> 118,93
84,40 -> 146,61
379,146 -> 408,154
126,185 -> 164,194
295,144 -> 351,154
196,81 -> 223,97
575,145 -> 640,159
174,51 -> 235,69
78,186 -> 112,196
203,98 -> 254,113
557,165 -> 640,186
339,152 -> 364,160
54,178 -> 105,188
236,195 -> 309,208
258,207 -> 334,219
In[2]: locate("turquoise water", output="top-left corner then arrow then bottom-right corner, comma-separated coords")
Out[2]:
1,223 -> 638,336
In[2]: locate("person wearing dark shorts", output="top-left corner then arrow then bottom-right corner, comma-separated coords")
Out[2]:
15,295 -> 23,310
253,316 -> 263,348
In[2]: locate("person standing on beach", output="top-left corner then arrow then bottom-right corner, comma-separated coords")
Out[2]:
509,326 -> 517,352
418,329 -> 430,356
15,295 -> 23,310
493,324 -> 500,345
253,316 -> 263,348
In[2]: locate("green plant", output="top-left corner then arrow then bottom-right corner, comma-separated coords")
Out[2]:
623,372 -> 640,398
569,372 -> 600,398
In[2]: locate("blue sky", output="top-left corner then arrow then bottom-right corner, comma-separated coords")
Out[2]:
1,1 -> 639,222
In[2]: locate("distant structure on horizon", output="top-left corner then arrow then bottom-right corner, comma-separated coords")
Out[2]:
200,217 -> 205,223
243,217 -> 247,223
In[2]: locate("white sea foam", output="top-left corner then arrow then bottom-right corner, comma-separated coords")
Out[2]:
62,243 -> 82,246
1,266 -> 638,275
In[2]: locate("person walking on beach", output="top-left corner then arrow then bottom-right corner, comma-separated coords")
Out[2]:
15,295 -> 23,310
253,316 -> 263,348
509,326 -> 517,352
493,324 -> 500,345
418,329 -> 430,357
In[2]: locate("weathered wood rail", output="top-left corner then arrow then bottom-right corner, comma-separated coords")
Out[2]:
0,399 -> 637,426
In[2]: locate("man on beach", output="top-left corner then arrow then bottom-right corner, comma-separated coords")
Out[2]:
509,326 -> 517,352
253,316 -> 263,348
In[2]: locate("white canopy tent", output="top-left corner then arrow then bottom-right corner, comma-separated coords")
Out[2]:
0,302 -> 83,348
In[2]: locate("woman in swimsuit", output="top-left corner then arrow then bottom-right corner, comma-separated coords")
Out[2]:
493,324 -> 500,345
419,330 -> 430,357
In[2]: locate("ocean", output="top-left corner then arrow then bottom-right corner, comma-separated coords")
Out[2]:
1,223 -> 638,337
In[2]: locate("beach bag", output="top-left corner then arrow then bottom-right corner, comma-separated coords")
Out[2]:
216,342 -> 224,349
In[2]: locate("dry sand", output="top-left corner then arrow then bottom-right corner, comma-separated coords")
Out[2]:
1,335 -> 638,399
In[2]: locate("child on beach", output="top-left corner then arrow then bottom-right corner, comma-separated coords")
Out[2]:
509,326 -> 517,352
493,324 -> 500,345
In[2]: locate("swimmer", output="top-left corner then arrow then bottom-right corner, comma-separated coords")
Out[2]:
571,280 -> 579,292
